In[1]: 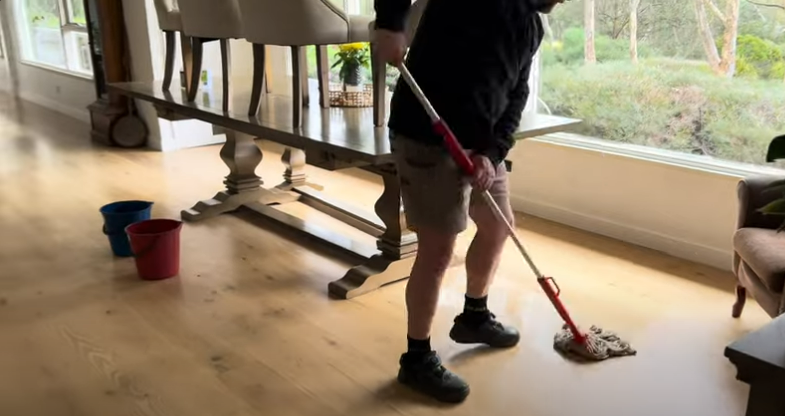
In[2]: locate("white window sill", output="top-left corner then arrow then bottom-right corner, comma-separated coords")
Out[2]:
19,60 -> 93,81
531,132 -> 785,179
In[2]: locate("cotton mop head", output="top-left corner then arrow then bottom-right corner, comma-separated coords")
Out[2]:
553,325 -> 637,362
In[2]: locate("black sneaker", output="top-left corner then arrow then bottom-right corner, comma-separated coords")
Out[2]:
449,312 -> 520,348
397,351 -> 470,403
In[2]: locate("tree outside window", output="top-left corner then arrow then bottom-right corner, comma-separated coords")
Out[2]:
538,0 -> 785,167
16,0 -> 93,76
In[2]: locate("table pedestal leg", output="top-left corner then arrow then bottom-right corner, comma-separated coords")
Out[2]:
275,147 -> 324,192
329,164 -> 418,299
182,130 -> 297,222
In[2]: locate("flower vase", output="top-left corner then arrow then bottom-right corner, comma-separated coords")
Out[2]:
342,62 -> 363,92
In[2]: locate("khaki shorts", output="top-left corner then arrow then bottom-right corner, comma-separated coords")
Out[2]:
391,134 -> 510,234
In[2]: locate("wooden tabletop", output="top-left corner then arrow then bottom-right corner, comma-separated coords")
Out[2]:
725,314 -> 785,380
108,80 -> 581,168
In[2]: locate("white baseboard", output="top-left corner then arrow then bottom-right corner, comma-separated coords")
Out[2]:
18,91 -> 90,124
510,195 -> 733,271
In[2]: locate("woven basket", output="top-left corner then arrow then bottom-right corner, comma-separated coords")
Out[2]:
329,83 -> 373,108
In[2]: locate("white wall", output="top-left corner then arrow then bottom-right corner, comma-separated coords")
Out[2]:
507,139 -> 746,271
0,1 -> 94,123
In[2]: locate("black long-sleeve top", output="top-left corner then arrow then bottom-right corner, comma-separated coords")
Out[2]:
376,0 -> 544,166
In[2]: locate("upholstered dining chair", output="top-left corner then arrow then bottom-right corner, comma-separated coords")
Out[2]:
177,0 -> 244,112
152,0 -> 185,92
370,0 -> 428,126
236,0 -> 374,127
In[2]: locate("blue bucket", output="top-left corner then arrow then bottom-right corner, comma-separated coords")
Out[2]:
100,200 -> 154,257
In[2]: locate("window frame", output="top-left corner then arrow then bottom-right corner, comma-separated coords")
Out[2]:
525,17 -> 782,178
14,0 -> 93,80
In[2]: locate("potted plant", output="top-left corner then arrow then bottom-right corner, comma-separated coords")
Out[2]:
757,134 -> 785,231
332,42 -> 370,91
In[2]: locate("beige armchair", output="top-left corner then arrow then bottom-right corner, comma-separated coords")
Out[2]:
152,0 -> 184,92
237,0 -> 374,127
370,0 -> 428,126
178,0 -> 244,111
732,175 -> 785,319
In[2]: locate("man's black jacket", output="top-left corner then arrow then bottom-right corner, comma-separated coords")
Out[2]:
375,0 -> 544,166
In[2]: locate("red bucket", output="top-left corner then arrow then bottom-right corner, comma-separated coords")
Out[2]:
125,219 -> 183,280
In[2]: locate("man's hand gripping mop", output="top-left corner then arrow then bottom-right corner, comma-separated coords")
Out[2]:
398,64 -> 637,362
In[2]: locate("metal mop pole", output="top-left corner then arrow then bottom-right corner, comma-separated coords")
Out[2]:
397,64 -> 587,345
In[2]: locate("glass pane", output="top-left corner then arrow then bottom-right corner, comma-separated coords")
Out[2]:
20,0 -> 66,68
26,0 -> 61,28
359,0 -> 373,15
68,0 -> 87,25
64,30 -> 93,75
538,1 -> 785,167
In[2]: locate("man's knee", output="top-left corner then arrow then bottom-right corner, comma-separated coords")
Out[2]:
413,228 -> 458,275
470,198 -> 513,241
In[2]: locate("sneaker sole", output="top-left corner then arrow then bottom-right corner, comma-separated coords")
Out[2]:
397,376 -> 471,403
449,328 -> 521,348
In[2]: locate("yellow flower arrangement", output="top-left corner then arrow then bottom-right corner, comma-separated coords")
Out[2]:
333,42 -> 370,87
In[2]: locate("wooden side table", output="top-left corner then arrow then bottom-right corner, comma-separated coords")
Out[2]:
725,314 -> 785,416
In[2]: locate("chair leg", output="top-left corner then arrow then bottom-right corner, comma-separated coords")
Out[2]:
732,284 -> 747,318
162,31 -> 176,92
180,33 -> 194,94
316,45 -> 330,108
371,41 -> 387,127
220,39 -> 232,113
248,44 -> 267,116
188,38 -> 205,102
291,46 -> 303,128
299,46 -> 309,107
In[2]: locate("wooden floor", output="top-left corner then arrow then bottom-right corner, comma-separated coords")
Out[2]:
0,97 -> 771,416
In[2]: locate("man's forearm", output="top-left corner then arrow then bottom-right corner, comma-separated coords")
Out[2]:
375,0 -> 411,32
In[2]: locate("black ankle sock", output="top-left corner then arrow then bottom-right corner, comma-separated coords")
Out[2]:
464,295 -> 489,313
461,295 -> 491,325
407,336 -> 432,355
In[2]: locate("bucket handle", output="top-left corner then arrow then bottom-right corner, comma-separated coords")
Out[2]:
102,225 -> 126,236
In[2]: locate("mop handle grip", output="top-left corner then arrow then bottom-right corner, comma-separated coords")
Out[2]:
397,63 -> 475,176
432,120 -> 475,176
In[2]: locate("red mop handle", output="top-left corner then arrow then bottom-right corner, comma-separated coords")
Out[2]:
538,278 -> 586,345
396,64 -> 475,176
432,120 -> 475,177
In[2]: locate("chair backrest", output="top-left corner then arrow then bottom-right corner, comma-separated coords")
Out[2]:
152,0 -> 180,31
178,0 -> 243,40
237,0 -> 349,46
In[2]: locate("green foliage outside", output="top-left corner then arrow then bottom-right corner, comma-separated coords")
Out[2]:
540,0 -> 785,166
25,0 -> 87,27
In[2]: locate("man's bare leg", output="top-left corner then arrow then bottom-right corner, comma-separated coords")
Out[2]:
449,168 -> 520,348
398,227 -> 472,403
406,228 -> 457,340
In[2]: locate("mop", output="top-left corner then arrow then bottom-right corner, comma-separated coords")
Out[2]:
397,64 -> 637,362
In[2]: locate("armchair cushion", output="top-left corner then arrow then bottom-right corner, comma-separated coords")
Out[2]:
734,227 -> 785,293
737,175 -> 785,230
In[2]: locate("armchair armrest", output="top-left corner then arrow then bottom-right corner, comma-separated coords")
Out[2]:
737,175 -> 785,230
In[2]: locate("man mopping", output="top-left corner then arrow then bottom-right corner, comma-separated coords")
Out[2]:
374,0 -> 565,404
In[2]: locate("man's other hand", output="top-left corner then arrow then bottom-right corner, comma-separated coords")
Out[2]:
374,29 -> 407,66
470,155 -> 495,192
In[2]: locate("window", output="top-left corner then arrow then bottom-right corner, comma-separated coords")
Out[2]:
536,0 -> 785,168
15,0 -> 93,76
